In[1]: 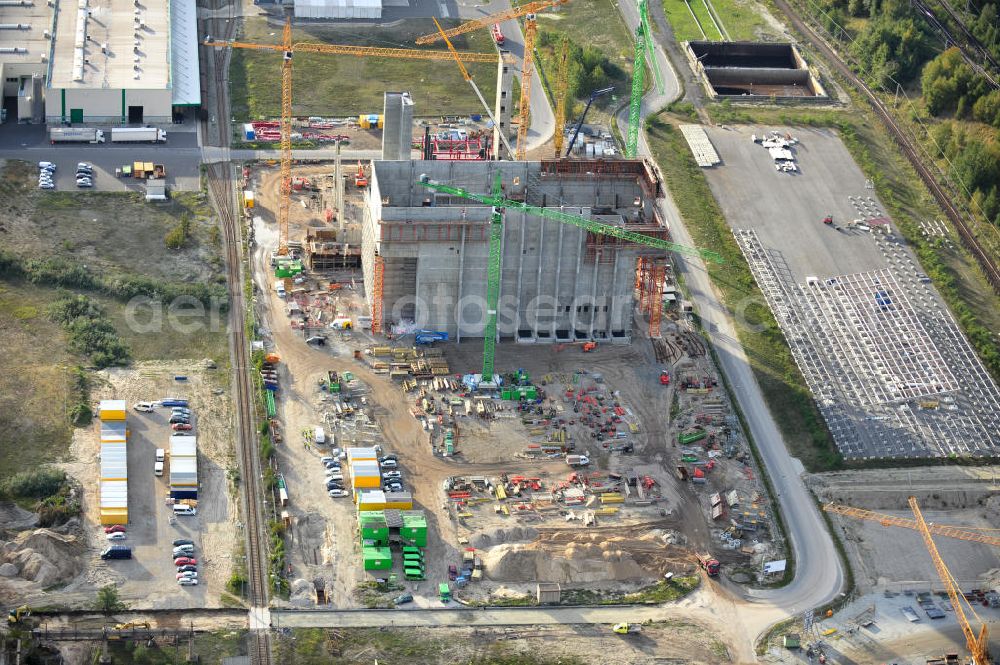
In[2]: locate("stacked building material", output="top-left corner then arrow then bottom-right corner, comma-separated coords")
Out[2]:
169,435 -> 198,500
98,400 -> 128,525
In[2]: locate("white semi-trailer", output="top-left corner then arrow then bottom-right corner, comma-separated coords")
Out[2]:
49,127 -> 105,143
110,127 -> 167,143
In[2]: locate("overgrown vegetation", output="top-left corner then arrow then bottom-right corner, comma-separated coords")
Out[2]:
165,214 -> 194,250
0,250 -> 226,310
663,0 -> 780,42
536,30 -> 628,120
49,294 -> 130,368
94,584 -> 128,614
645,115 -> 838,471
69,366 -> 92,426
268,520 -> 290,598
1,467 -> 80,526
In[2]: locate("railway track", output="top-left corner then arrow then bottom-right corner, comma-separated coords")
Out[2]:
201,0 -> 273,663
773,0 -> 1000,294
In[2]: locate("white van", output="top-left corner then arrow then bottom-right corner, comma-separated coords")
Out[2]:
274,281 -> 286,298
172,504 -> 196,516
155,448 -> 165,462
154,461 -> 164,477
314,426 -> 326,445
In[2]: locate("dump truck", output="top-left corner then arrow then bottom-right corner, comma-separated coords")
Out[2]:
110,127 -> 167,143
49,127 -> 105,143
566,454 -> 590,467
696,553 -> 720,577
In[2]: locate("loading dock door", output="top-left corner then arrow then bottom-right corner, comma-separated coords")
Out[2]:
70,108 -> 83,123
127,105 -> 143,124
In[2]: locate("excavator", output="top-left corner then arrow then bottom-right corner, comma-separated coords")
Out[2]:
113,621 -> 151,630
7,605 -> 30,624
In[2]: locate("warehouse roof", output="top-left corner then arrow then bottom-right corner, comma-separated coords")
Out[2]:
49,0 -> 170,89
0,0 -> 54,66
169,0 -> 199,105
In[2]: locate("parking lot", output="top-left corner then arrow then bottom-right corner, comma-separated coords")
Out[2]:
704,126 -> 1000,459
78,366 -> 237,609
0,122 -> 202,192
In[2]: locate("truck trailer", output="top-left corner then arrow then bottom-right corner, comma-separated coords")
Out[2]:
49,127 -> 105,144
110,127 -> 167,143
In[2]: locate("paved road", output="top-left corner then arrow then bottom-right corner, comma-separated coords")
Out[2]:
613,0 -> 845,643
200,146 -> 382,163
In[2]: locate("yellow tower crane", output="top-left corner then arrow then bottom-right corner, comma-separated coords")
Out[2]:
514,14 -> 537,160
414,0 -> 569,45
826,498 -> 992,665
552,37 -> 570,158
207,19 -> 502,259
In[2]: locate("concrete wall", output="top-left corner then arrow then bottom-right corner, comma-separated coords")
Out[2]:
46,87 -> 173,124
382,91 -> 413,161
493,50 -> 514,160
365,160 -> 654,341
684,40 -> 829,103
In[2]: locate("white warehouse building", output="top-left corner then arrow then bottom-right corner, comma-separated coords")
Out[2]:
294,0 -> 382,19
0,0 -> 199,125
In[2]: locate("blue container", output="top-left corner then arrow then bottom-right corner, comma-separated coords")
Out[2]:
470,114 -> 482,122
174,376 -> 188,382
162,399 -> 188,407
170,489 -> 198,500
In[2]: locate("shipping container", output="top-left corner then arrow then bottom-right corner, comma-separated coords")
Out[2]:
100,419 -> 127,442
169,488 -> 198,500
383,491 -> 413,510
362,546 -> 392,570
98,400 -> 127,421
346,447 -> 378,464
170,435 -> 198,458
100,443 -> 128,480
169,457 -> 198,487
49,127 -> 105,143
110,127 -> 167,143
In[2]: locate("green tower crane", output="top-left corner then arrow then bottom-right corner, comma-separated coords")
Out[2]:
626,0 -> 665,158
418,173 -> 723,382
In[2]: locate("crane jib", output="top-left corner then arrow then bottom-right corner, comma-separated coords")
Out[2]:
418,181 -> 723,264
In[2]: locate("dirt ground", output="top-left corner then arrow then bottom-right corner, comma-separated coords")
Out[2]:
246,157 -> 784,610
2,362 -> 239,610
277,623 -> 734,665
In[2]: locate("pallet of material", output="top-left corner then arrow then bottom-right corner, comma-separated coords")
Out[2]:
594,506 -> 620,516
599,493 -> 624,504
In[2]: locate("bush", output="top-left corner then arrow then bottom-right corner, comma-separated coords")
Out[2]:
226,570 -> 248,597
49,295 -> 130,368
69,366 -> 92,426
165,214 -> 193,250
2,468 -> 66,499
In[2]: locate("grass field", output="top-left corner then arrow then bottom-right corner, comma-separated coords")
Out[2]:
645,113 -> 839,472
229,18 -> 500,121
663,0 -> 780,42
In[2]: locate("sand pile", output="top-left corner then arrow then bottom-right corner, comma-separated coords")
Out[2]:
0,528 -> 87,587
470,526 -> 538,549
482,529 -> 689,584
0,502 -> 39,533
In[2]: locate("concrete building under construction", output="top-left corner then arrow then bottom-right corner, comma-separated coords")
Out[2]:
361,159 -> 670,343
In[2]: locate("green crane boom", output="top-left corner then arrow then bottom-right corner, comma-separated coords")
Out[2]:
627,0 -> 665,158
418,174 -> 723,379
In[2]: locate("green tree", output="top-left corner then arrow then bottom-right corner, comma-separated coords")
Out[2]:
94,585 -> 128,614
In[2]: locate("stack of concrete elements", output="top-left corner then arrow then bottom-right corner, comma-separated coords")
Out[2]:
168,435 -> 198,500
346,447 -> 381,490
98,400 -> 129,526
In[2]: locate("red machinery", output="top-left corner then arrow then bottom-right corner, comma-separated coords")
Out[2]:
491,23 -> 505,45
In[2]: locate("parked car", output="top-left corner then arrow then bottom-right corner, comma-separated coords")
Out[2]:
104,525 -> 126,534
100,546 -> 132,560
176,571 -> 198,580
38,181 -> 55,189
172,548 -> 195,558
448,565 -> 458,581
328,489 -> 349,498
161,399 -> 188,407
134,402 -> 155,412
106,532 -> 127,541
379,458 -> 398,469
324,470 -> 344,481
382,482 -> 403,493
177,578 -> 199,586
76,169 -> 93,178
172,538 -> 194,547
320,456 -> 334,464
77,162 -> 92,170
177,564 -> 197,573
76,179 -> 93,188
325,481 -> 344,491
393,593 -> 414,605
382,470 -> 402,480
172,423 -> 193,431
169,415 -> 190,425
173,557 -> 197,566
38,161 -> 56,170
324,460 -> 341,470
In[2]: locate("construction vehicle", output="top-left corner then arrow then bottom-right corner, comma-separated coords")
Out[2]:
626,0 -> 665,158
565,86 -> 614,156
354,161 -> 368,188
696,553 -> 720,577
829,498 -> 991,665
566,454 -> 590,466
7,605 -> 30,624
291,176 -> 314,192
582,341 -> 597,352
417,173 -> 723,382
659,370 -> 670,385
206,23 -> 501,269
612,623 -> 642,635
822,215 -> 834,225
113,621 -> 151,630
491,23 -> 505,45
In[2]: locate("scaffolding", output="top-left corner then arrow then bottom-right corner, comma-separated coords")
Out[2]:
371,255 -> 385,335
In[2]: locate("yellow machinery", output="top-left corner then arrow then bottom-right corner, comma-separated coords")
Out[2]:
827,498 -> 991,664
7,605 -> 30,624
113,621 -> 151,630
206,20 -> 501,257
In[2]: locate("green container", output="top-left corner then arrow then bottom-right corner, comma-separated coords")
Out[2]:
274,259 -> 304,278
404,568 -> 425,581
403,553 -> 424,564
265,391 -> 276,417
359,512 -> 389,546
402,546 -> 421,555
362,546 -> 392,571
400,514 -> 428,547
678,430 -> 707,445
